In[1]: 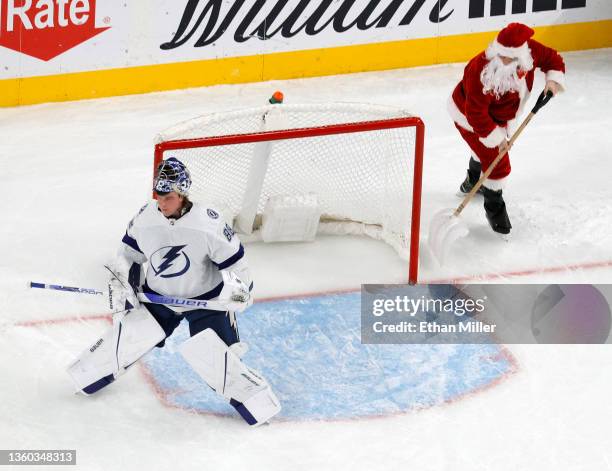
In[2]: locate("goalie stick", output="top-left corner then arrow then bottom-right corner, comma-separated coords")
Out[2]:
29,281 -> 233,311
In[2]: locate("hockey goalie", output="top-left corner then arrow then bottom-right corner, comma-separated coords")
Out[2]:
67,157 -> 281,426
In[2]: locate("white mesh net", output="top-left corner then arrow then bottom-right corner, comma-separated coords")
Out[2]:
155,103 -> 420,261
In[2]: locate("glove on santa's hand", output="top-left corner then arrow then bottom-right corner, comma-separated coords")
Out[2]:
544,80 -> 561,96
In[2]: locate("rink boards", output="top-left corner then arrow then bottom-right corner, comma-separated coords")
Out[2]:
1,0 -> 611,106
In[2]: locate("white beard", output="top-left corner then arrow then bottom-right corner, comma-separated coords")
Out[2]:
481,56 -> 522,99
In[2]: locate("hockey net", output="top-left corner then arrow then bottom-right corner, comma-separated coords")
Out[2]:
154,103 -> 424,284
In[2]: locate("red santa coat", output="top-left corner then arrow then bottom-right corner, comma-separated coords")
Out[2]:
449,39 -> 565,149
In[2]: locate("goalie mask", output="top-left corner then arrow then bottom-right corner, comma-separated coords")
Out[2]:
154,157 -> 192,196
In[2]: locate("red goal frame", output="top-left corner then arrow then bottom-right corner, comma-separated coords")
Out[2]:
154,117 -> 425,284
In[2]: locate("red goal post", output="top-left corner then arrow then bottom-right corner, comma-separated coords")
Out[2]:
154,104 -> 424,284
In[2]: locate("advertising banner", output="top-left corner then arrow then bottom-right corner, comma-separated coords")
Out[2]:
0,0 -> 610,104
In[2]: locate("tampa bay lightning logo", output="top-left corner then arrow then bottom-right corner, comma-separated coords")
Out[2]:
151,245 -> 191,278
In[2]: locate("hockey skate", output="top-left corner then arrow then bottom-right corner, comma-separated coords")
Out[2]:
458,157 -> 484,196
481,187 -> 511,235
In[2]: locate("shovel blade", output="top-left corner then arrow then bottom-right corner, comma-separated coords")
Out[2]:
427,208 -> 469,265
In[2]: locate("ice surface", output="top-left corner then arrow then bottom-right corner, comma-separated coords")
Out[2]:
1,48 -> 611,470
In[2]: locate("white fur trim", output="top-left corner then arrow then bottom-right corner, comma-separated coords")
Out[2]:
483,177 -> 507,191
447,95 -> 474,132
479,126 -> 507,148
545,69 -> 566,91
486,40 -> 533,71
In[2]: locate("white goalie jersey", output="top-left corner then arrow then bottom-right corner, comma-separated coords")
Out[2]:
119,201 -> 248,301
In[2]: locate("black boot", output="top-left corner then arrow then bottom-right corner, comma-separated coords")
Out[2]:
481,186 -> 512,234
459,157 -> 484,194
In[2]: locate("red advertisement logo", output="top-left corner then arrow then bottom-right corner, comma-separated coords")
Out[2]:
0,0 -> 110,61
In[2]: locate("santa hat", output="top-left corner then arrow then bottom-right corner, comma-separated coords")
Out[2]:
486,23 -> 534,70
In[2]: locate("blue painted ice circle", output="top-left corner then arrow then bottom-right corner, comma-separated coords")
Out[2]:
142,293 -> 513,420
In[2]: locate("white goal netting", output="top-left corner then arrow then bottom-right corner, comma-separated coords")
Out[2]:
155,102 -> 423,280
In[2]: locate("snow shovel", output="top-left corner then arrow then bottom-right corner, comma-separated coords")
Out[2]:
428,90 -> 554,265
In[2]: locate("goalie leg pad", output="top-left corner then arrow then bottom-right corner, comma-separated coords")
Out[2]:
179,328 -> 281,426
67,307 -> 166,395
186,309 -> 239,345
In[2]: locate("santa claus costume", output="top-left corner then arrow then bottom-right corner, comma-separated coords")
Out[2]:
448,22 -> 565,234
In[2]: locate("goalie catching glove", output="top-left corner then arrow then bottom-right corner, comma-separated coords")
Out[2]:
218,271 -> 252,312
106,264 -> 140,313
